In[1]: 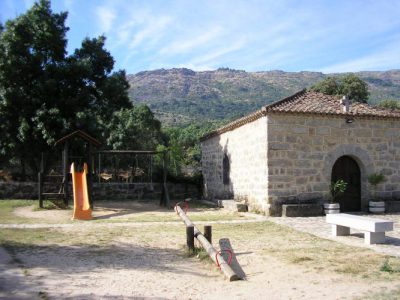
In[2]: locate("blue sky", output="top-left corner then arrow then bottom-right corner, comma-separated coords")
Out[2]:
1,0 -> 400,74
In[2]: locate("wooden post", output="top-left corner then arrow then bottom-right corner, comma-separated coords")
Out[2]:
160,151 -> 170,207
40,152 -> 44,173
98,153 -> 101,183
204,225 -> 212,244
63,141 -> 69,206
38,172 -> 43,208
186,225 -> 195,252
38,152 -> 44,208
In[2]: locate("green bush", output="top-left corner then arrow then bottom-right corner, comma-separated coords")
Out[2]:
329,180 -> 347,203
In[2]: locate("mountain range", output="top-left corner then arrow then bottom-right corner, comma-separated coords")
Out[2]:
127,68 -> 400,126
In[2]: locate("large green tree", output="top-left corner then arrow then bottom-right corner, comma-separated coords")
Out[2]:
0,0 -> 131,175
106,105 -> 162,150
161,122 -> 221,177
311,74 -> 369,103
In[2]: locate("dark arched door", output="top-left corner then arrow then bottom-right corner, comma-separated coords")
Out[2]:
331,156 -> 361,212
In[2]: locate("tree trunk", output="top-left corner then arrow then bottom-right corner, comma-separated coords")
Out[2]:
20,157 -> 26,181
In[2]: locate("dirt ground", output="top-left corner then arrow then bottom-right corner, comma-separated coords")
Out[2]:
1,201 -> 400,299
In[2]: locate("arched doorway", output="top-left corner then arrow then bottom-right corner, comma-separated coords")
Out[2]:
331,156 -> 361,212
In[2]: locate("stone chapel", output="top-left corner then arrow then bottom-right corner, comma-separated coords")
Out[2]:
200,89 -> 400,216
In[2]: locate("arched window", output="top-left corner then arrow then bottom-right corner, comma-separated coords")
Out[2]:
223,153 -> 230,185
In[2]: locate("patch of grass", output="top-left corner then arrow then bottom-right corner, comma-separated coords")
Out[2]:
190,212 -> 249,222
290,256 -> 313,264
0,228 -> 65,258
380,259 -> 400,273
33,200 -> 68,211
38,291 -> 49,300
0,225 -> 181,249
211,221 -> 400,281
182,245 -> 213,265
0,200 -> 36,223
93,211 -> 251,223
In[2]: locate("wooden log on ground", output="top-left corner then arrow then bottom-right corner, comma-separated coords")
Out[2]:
175,205 -> 240,281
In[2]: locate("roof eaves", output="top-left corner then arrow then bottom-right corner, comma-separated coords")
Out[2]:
200,109 -> 265,141
263,89 -> 307,112
266,110 -> 400,120
54,130 -> 102,147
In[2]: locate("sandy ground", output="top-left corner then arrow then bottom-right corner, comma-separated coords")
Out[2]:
1,203 -> 400,299
13,201 -> 176,222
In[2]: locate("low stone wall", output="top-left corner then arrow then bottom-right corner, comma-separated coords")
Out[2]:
281,204 -> 324,217
386,201 -> 400,213
270,197 -> 325,216
0,181 -> 201,201
93,182 -> 200,201
0,182 -> 38,199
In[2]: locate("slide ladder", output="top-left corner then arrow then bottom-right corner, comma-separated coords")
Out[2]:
70,162 -> 92,220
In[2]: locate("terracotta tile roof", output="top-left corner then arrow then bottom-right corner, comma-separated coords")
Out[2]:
264,89 -> 400,118
200,89 -> 400,141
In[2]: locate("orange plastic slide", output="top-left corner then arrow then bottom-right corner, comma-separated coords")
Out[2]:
70,162 -> 92,220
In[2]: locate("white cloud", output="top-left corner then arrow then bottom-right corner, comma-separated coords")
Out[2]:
184,39 -> 247,70
320,41 -> 400,73
129,15 -> 173,49
96,6 -> 116,33
159,26 -> 223,55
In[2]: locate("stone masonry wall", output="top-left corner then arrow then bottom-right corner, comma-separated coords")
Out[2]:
0,182 -> 200,201
267,114 -> 400,215
201,116 -> 268,211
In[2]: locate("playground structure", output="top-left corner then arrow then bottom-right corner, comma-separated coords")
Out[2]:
175,202 -> 240,281
38,130 -> 170,209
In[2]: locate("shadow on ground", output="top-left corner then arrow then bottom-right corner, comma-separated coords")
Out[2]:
1,240 -> 219,299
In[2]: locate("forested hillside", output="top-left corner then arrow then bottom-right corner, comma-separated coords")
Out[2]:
127,68 -> 400,124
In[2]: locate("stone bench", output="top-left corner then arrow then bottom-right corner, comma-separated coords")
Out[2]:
326,213 -> 394,245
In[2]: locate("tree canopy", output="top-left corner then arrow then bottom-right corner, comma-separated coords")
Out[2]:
106,105 -> 162,150
311,74 -> 369,103
160,122 -> 221,177
0,0 -> 132,174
